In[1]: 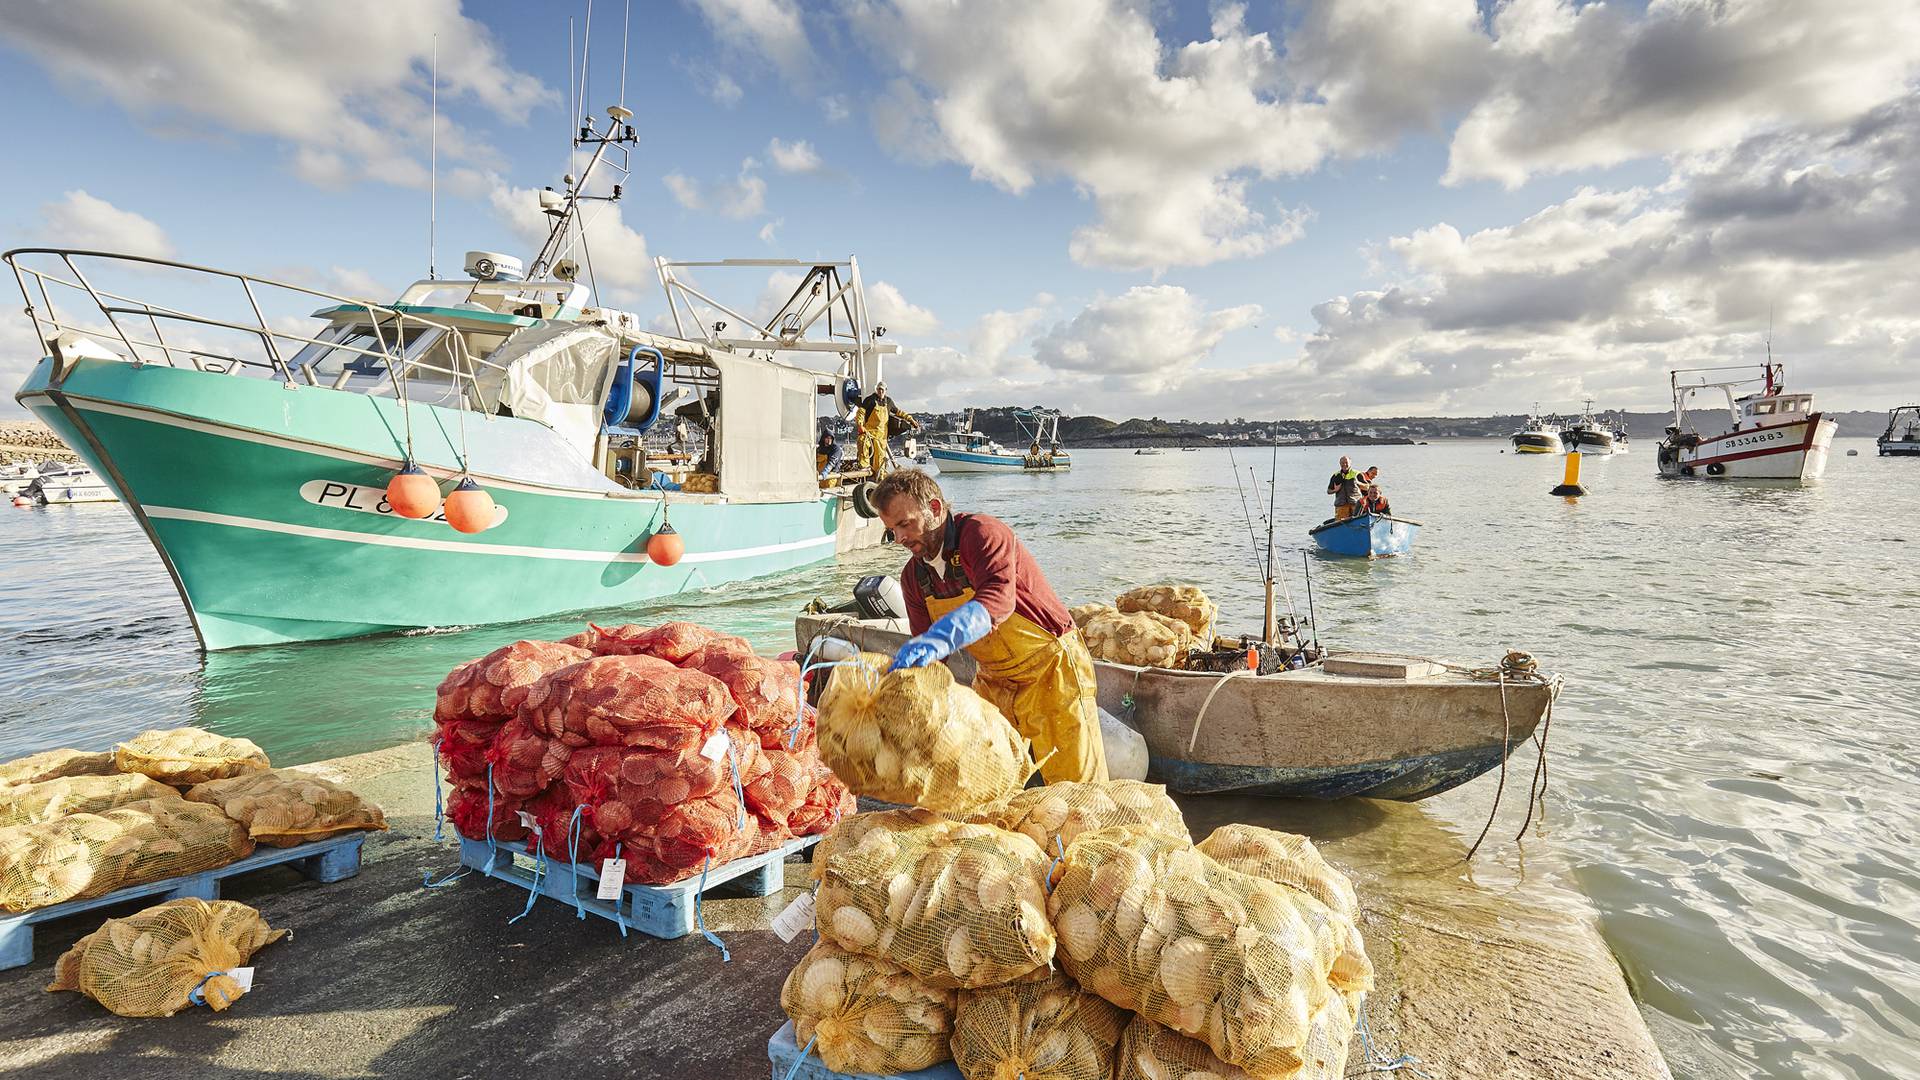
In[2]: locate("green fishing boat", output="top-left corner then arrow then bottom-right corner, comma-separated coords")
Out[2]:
9,106 -> 891,650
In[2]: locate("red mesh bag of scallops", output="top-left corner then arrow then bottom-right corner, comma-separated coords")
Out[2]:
519,655 -> 735,750
434,640 -> 589,722
435,640 -> 587,783
446,784 -> 529,844
684,645 -> 804,749
486,716 -> 571,799
570,621 -> 736,663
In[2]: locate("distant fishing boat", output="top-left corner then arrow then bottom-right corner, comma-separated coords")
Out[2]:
926,408 -> 1070,473
23,462 -> 117,504
794,614 -> 1555,802
1656,361 -> 1835,480
1610,413 -> 1632,454
0,460 -> 41,496
1134,448 -> 1163,455
1509,405 -> 1563,454
1880,405 -> 1920,457
1308,512 -> 1420,558
1563,399 -> 1616,455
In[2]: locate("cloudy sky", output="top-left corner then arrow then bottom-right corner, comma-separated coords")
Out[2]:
2,0 -> 1917,420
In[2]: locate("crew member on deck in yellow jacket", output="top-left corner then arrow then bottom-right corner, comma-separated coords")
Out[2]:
852,381 -> 914,480
874,468 -> 1108,785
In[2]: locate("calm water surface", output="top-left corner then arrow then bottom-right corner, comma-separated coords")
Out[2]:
1,438 -> 1914,1078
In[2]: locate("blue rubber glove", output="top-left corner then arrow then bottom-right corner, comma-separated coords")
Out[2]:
890,600 -> 993,671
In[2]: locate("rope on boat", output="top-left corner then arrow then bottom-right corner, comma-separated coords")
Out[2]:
1185,669 -> 1253,755
1460,671 -> 1513,863
1451,650 -> 1560,861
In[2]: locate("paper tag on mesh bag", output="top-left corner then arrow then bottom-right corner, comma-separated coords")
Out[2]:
699,732 -> 730,761
770,890 -> 815,943
231,967 -> 255,993
595,858 -> 628,901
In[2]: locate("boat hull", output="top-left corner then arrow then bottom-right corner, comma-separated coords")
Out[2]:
20,356 -> 882,650
1566,430 -> 1615,455
1881,440 -> 1920,457
1309,513 -> 1418,558
927,447 -> 1071,472
1657,414 -> 1836,480
793,615 -> 1551,802
1510,433 -> 1561,454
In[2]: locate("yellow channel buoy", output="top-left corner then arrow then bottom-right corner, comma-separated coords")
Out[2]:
1550,450 -> 1588,497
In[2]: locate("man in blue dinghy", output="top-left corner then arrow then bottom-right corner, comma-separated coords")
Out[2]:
1326,456 -> 1363,520
872,468 -> 1108,786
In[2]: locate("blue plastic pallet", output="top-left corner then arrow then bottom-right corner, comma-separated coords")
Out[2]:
768,1019 -> 963,1080
456,833 -> 820,940
0,832 -> 365,971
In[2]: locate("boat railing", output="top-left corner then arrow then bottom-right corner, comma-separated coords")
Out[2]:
4,248 -> 506,411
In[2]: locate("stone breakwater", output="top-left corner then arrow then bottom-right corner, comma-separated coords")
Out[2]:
0,419 -> 79,460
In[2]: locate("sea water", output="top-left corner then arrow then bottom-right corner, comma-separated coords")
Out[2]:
1,438 -> 1914,1078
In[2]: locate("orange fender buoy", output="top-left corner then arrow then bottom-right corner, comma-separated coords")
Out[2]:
386,462 -> 441,519
647,522 -> 685,567
443,477 -> 496,534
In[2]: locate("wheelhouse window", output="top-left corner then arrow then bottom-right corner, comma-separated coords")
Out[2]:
1750,401 -> 1775,415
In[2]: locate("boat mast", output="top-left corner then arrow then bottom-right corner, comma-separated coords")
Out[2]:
1263,432 -> 1279,645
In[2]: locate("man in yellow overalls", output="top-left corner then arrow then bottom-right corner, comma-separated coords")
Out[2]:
872,469 -> 1108,785
853,381 -> 914,480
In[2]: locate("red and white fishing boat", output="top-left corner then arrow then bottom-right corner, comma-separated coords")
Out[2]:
1656,362 -> 1835,481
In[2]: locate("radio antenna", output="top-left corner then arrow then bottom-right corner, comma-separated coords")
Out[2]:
428,33 -> 438,280
618,0 -> 631,107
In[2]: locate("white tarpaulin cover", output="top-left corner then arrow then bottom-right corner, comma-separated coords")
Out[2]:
490,323 -> 621,459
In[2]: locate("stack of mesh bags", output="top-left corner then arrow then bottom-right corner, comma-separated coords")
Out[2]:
779,781 -> 1183,1078
438,622 -> 853,884
783,807 -> 1064,1075
1048,822 -> 1372,1080
0,729 -> 281,915
1071,584 -> 1218,670
434,639 -> 590,847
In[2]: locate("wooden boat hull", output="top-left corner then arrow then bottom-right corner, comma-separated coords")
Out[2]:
795,614 -> 1555,802
1309,513 -> 1419,558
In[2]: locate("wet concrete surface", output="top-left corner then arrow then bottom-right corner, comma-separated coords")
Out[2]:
0,743 -> 1670,1079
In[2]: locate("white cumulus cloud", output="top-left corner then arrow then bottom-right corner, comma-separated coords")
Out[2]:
36,191 -> 174,259
663,160 -> 768,220
0,0 -> 554,190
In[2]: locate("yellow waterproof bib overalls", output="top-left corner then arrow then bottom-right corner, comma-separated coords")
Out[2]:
915,520 -> 1108,785
857,399 -> 891,478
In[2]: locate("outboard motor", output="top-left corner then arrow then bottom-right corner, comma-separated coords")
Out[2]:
852,575 -> 908,620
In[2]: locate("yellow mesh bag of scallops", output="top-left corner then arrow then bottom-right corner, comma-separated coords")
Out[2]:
812,807 -> 1055,990
0,748 -> 119,788
1196,823 -> 1373,994
0,773 -> 182,828
48,897 -> 287,1017
815,652 -> 1030,813
1115,584 -> 1217,638
115,728 -> 269,786
780,938 -> 956,1074
1047,825 -> 1347,1078
970,780 -> 1188,853
952,967 -> 1127,1080
186,769 -> 388,847
1114,992 -> 1362,1080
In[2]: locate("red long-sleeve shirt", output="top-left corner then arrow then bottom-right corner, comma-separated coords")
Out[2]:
901,512 -> 1073,638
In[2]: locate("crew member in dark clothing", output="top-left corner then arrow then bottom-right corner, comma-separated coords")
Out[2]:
1326,455 -> 1362,520
816,430 -> 841,475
